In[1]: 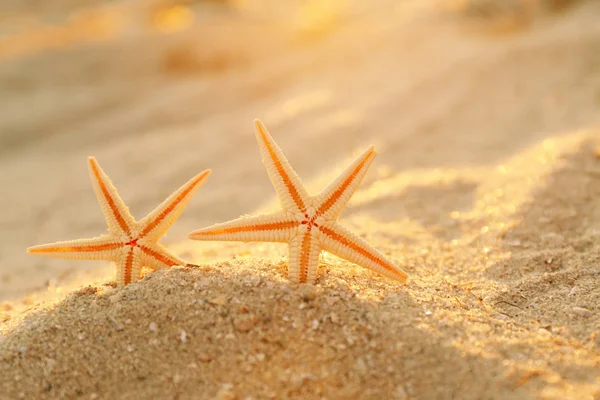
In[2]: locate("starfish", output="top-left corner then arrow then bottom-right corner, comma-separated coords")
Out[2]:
28,157 -> 211,287
189,119 -> 408,284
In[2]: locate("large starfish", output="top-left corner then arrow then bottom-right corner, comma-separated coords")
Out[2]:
189,119 -> 408,284
28,157 -> 211,287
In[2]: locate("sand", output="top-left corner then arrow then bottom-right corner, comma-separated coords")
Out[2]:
1,1 -> 600,399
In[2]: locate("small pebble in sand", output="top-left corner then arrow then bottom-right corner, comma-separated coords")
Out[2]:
209,295 -> 228,306
109,294 -> 121,303
330,313 -> 340,324
298,284 -> 316,301
572,307 -> 593,317
180,329 -> 187,343
173,373 -> 182,384
235,316 -> 257,333
290,375 -> 305,389
108,316 -> 124,331
149,322 -> 158,332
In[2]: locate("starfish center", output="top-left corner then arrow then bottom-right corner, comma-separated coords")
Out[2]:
300,212 -> 320,231
125,238 -> 139,248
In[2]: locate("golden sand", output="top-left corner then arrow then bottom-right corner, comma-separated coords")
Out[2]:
1,1 -> 599,399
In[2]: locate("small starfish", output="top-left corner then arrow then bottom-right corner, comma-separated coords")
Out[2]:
28,157 -> 211,287
189,119 -> 408,284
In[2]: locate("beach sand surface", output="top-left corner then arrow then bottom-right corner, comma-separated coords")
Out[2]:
0,1 -> 599,399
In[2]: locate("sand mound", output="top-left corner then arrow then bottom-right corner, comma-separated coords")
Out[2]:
1,263 -> 432,400
1,241 -> 598,400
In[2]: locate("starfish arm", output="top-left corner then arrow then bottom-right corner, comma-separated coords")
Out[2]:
314,146 -> 376,220
288,229 -> 322,284
138,170 -> 211,241
254,119 -> 309,212
318,222 -> 408,283
88,157 -> 136,237
27,235 -> 124,261
137,242 -> 184,270
115,247 -> 144,287
188,211 -> 300,243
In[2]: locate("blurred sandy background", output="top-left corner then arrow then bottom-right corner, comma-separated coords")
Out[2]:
1,1 -> 600,399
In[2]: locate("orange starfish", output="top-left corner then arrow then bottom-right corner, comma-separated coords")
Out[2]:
189,119 -> 408,284
28,157 -> 211,287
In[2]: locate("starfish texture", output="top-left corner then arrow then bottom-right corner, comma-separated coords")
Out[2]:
28,157 -> 211,286
189,119 -> 408,284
